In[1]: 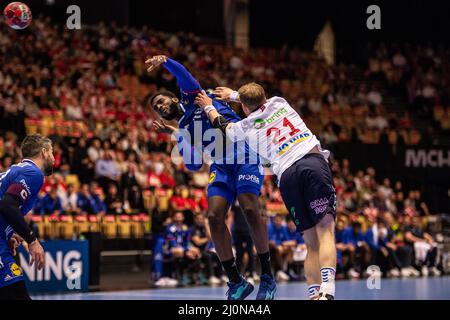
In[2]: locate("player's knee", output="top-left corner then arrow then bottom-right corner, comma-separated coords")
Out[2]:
241,207 -> 260,226
207,210 -> 225,228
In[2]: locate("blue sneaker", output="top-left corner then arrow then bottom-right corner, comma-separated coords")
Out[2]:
226,277 -> 254,300
256,274 -> 277,300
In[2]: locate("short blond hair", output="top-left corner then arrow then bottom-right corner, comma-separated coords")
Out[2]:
238,82 -> 266,108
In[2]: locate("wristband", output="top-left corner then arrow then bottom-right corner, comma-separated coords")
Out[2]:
25,230 -> 37,244
230,91 -> 240,102
204,105 -> 216,115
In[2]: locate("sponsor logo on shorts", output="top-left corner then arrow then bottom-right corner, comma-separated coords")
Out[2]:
238,174 -> 260,184
4,262 -> 23,281
310,197 -> 330,215
290,207 -> 300,226
209,171 -> 217,184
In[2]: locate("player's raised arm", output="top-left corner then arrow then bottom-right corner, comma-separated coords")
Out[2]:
145,55 -> 201,92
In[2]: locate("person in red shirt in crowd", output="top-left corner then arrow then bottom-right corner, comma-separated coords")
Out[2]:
158,167 -> 176,189
147,164 -> 161,188
170,185 -> 195,226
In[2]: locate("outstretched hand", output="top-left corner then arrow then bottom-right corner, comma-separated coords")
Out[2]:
213,87 -> 236,102
153,119 -> 177,134
145,55 -> 168,72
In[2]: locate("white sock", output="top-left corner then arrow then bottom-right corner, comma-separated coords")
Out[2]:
308,284 -> 321,300
320,267 -> 336,297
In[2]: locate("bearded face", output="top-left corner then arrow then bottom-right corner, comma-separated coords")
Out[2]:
151,94 -> 181,121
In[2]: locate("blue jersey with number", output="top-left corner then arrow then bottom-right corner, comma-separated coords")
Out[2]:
0,159 -> 44,287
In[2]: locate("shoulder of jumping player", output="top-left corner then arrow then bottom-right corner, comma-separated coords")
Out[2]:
211,99 -> 242,122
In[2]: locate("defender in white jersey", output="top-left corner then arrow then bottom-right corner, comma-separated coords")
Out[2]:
195,83 -> 337,300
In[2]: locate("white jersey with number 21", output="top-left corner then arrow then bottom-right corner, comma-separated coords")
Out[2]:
226,96 -> 330,179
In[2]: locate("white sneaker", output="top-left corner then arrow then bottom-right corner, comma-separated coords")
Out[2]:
155,277 -> 168,287
409,267 -> 420,277
388,269 -> 400,277
366,268 -> 382,278
247,277 -> 255,286
421,266 -> 429,277
252,272 -> 260,282
208,276 -> 221,285
318,292 -> 334,300
221,275 -> 229,283
276,270 -> 290,282
429,267 -> 441,276
400,268 -> 410,277
347,268 -> 360,279
166,278 -> 179,287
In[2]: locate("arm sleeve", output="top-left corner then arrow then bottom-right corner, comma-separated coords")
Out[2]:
225,122 -> 246,142
163,58 -> 202,92
0,194 -> 36,243
175,130 -> 203,171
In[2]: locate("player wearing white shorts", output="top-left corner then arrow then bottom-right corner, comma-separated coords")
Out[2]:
195,83 -> 337,300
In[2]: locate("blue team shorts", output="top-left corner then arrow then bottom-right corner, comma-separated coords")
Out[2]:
279,153 -> 336,233
207,162 -> 264,205
0,251 -> 25,289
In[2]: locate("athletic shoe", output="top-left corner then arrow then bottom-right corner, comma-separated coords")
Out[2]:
208,276 -> 222,286
247,277 -> 255,286
221,275 -> 229,283
226,277 -> 254,300
197,273 -> 209,285
155,277 -> 178,287
388,268 -> 400,277
318,292 -> 334,300
180,275 -> 191,286
256,274 -> 277,300
166,278 -> 179,287
276,270 -> 290,282
400,268 -> 411,277
429,267 -> 441,276
155,277 -> 168,287
252,272 -> 260,282
421,266 -> 429,277
412,267 -> 421,277
347,268 -> 360,279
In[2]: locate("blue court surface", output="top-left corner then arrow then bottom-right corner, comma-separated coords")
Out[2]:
32,276 -> 450,300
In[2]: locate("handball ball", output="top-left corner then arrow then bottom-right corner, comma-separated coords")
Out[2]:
3,2 -> 32,30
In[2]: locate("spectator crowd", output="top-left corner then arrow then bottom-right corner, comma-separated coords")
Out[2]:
0,16 -> 447,287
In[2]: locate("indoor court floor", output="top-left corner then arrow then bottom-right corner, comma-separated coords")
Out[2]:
32,276 -> 450,300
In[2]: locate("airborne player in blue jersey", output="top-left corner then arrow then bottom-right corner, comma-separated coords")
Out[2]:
0,134 -> 55,300
145,55 -> 276,300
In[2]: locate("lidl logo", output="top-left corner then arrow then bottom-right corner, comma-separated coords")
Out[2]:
10,263 -> 22,277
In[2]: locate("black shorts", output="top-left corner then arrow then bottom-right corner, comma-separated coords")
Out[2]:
279,153 -> 336,232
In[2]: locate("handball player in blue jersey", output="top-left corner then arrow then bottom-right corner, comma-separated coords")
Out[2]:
145,55 -> 276,300
0,134 -> 55,300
